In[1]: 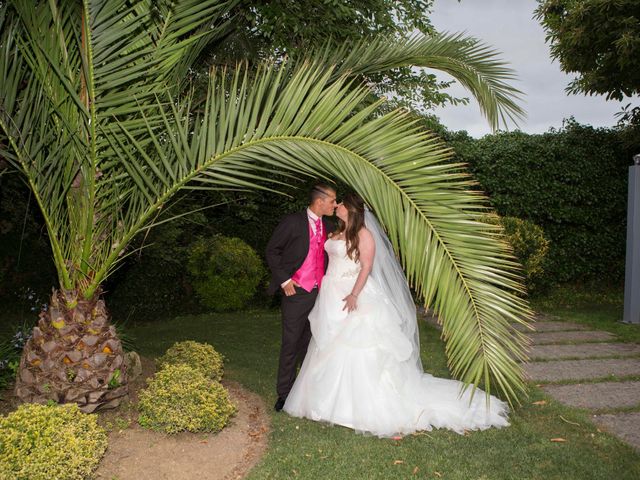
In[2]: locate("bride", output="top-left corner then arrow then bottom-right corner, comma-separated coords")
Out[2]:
283,193 -> 509,437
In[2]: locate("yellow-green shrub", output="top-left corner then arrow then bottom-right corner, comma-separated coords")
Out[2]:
187,235 -> 265,311
156,340 -> 224,381
0,403 -> 107,480
482,214 -> 550,292
138,363 -> 236,434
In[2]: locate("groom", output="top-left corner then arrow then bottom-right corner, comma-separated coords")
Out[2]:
266,184 -> 337,411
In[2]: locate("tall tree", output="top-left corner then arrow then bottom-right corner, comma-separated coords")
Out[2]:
0,0 -> 530,412
535,0 -> 640,124
207,0 -> 462,112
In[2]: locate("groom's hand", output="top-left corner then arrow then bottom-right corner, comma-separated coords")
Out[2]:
282,280 -> 299,296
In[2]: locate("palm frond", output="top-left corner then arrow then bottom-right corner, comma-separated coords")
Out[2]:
310,32 -> 526,131
107,61 -> 532,405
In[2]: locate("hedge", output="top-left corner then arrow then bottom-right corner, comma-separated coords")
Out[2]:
448,121 -> 636,284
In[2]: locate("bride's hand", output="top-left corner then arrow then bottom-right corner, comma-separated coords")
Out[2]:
342,293 -> 358,312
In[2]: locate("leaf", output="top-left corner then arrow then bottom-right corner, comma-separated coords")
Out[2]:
393,460 -> 404,465
559,416 -> 580,426
550,438 -> 567,442
532,400 -> 547,406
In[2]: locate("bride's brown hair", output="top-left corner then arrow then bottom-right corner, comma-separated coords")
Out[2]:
335,193 -> 365,262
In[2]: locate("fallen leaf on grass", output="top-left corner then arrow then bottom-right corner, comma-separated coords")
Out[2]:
532,400 -> 547,406
559,415 -> 580,426
393,460 -> 404,465
413,466 -> 420,475
550,438 -> 567,442
434,472 -> 442,477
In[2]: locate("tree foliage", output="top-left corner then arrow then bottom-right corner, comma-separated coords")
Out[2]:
207,0 -> 464,111
535,0 -> 640,127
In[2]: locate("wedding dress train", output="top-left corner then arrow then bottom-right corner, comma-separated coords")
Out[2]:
283,237 -> 509,437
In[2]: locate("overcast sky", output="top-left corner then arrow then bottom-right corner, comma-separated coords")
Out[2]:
427,0 -> 635,137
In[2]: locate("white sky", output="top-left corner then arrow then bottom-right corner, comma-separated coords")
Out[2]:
427,0 -> 637,137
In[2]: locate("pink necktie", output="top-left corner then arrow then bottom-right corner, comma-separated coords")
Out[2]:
314,217 -> 322,238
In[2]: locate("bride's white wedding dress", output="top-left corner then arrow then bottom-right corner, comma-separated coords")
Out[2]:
283,237 -> 509,437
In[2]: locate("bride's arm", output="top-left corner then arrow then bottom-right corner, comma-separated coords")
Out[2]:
342,228 -> 375,312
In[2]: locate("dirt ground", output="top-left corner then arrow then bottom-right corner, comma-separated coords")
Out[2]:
1,357 -> 271,480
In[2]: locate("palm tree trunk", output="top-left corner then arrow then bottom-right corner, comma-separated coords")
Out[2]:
14,289 -> 128,413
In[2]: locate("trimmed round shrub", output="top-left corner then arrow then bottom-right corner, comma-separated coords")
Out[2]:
138,364 -> 236,434
187,235 -> 265,311
482,214 -> 550,292
156,340 -> 224,381
0,403 -> 107,480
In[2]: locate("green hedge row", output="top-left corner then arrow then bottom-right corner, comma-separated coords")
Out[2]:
447,120 -> 637,284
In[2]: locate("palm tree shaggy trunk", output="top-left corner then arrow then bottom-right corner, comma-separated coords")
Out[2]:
14,290 -> 127,413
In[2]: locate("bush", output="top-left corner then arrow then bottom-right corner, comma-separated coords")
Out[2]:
138,364 -> 236,434
188,235 -> 265,311
0,403 -> 107,480
156,340 -> 224,381
482,214 -> 550,292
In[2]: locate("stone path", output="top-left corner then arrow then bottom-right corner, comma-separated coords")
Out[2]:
593,412 -> 640,451
522,317 -> 640,451
530,342 -> 640,360
540,382 -> 640,410
527,330 -> 615,344
526,358 -> 640,382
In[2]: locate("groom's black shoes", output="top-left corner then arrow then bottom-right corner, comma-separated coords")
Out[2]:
274,397 -> 286,412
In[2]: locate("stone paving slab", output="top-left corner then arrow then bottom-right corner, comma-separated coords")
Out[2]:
529,342 -> 640,360
525,358 -> 640,382
511,321 -> 588,332
528,330 -> 615,345
593,412 -> 640,451
542,381 -> 640,410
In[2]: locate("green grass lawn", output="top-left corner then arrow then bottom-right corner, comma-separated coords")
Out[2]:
1,283 -> 639,479
128,308 -> 640,480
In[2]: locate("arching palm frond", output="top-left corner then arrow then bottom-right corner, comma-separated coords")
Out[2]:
313,32 -> 525,130
108,61 -> 532,405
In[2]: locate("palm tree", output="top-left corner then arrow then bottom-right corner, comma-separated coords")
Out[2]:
0,0 -> 531,413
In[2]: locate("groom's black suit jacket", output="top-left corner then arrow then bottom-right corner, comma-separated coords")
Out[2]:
266,211 -> 335,295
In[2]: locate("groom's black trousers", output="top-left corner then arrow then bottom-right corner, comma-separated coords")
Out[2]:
277,286 -> 317,400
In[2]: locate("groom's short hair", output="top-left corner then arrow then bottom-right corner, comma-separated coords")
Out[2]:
309,184 -> 335,204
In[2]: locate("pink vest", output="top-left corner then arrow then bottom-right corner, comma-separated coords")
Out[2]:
291,221 -> 326,292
